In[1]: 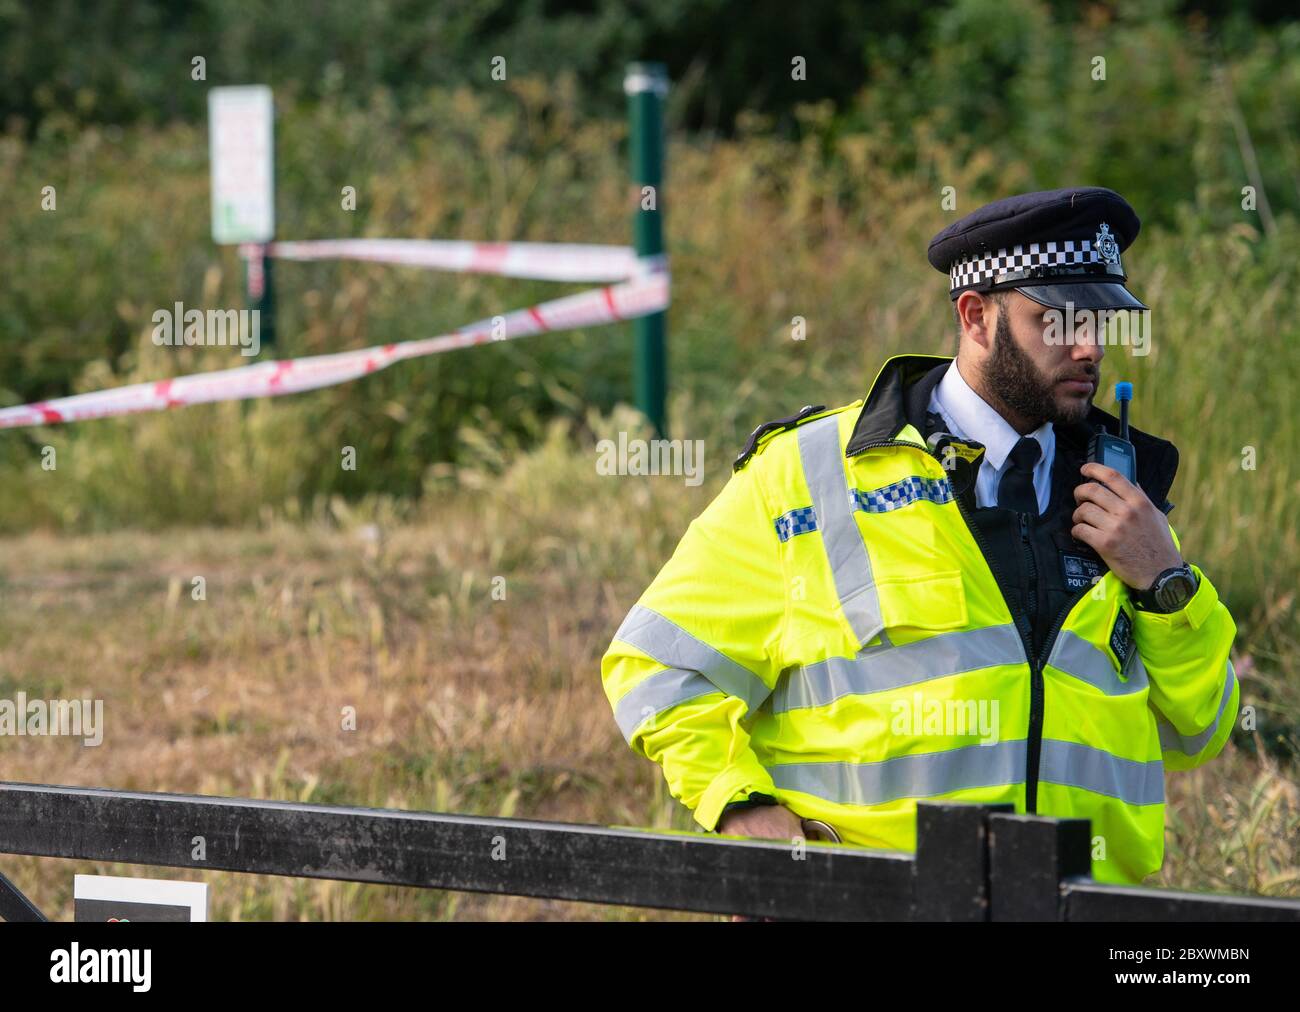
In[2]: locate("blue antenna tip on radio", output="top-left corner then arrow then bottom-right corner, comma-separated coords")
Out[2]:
1115,381 -> 1133,402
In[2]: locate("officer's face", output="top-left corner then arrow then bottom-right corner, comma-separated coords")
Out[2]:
985,291 -> 1103,427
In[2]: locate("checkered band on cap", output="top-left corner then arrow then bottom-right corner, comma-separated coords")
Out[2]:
949,239 -> 1121,291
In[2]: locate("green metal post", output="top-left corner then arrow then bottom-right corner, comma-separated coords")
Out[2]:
624,62 -> 668,438
246,246 -> 276,352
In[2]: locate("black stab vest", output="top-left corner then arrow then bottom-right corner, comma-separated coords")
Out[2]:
922,410 -> 1110,661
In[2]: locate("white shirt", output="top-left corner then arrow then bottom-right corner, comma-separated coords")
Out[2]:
927,360 -> 1055,513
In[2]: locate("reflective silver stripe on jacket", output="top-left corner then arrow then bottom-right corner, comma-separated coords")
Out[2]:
766,739 -> 1162,808
1154,658 -> 1236,756
613,667 -> 721,742
797,416 -> 884,646
1038,739 -> 1165,805
770,624 -> 1025,713
611,604 -> 773,713
1045,629 -> 1149,695
767,739 -> 1027,807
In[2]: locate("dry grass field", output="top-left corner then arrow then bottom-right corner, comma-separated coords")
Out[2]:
0,411 -> 1296,919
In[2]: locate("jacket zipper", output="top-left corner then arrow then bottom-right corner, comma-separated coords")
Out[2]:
1019,514 -> 1038,626
1018,512 -> 1043,812
849,438 -> 1090,814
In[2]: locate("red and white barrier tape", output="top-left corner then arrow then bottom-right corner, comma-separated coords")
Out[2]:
0,263 -> 669,430
253,239 -> 646,282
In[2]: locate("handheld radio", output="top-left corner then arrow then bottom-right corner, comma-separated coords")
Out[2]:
1087,381 -> 1137,483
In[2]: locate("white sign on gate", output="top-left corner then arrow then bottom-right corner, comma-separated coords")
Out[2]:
208,85 -> 275,244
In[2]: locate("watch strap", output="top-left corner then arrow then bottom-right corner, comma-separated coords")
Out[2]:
718,791 -> 779,823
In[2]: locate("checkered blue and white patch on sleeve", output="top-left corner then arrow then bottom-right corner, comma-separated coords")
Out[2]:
774,505 -> 818,542
852,475 -> 954,513
773,476 -> 955,542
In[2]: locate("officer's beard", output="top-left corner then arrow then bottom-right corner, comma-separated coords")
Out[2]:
984,307 -> 1097,429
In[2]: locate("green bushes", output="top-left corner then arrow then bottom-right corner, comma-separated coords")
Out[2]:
0,9 -> 1295,656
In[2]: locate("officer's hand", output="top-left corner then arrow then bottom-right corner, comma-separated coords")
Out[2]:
1072,462 -> 1183,590
716,804 -> 805,843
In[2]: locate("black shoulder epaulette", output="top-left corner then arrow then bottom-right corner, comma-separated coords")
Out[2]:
733,404 -> 827,472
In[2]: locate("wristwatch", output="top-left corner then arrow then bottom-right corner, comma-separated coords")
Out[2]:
1134,563 -> 1199,613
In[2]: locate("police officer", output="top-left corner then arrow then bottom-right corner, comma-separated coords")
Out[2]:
600,187 -> 1237,885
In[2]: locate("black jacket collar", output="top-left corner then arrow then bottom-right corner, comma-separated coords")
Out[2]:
845,354 -> 1180,512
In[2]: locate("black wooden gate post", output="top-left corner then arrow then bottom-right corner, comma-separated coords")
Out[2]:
988,812 -> 1092,921
913,801 -> 1014,921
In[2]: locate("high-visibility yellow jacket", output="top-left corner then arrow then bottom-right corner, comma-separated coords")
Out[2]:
601,354 -> 1238,884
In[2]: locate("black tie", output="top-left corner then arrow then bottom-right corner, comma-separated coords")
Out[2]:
998,436 -> 1041,515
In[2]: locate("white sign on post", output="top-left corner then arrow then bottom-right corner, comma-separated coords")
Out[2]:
209,85 -> 275,245
75,874 -> 209,922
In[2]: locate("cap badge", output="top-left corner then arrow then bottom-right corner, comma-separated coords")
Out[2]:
1094,222 -> 1121,265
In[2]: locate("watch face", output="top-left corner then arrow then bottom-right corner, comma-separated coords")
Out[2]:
1154,571 -> 1196,611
